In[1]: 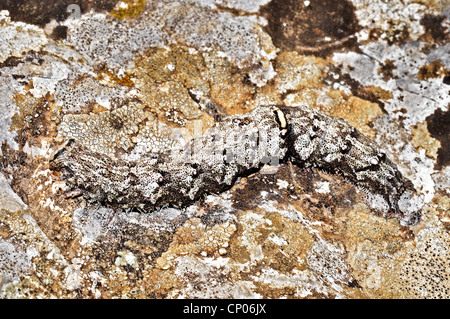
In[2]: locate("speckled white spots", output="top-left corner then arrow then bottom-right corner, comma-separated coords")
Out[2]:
307,240 -> 352,289
276,179 -> 289,189
54,76 -> 127,113
268,234 -> 288,246
115,251 -> 138,269
64,262 -> 83,291
350,0 -> 427,41
0,241 -> 33,285
56,101 -> 178,158
315,181 -> 330,194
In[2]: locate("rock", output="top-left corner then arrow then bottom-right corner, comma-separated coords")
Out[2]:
0,0 -> 449,299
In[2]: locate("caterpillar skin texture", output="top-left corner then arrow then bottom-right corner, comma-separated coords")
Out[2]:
50,105 -> 421,225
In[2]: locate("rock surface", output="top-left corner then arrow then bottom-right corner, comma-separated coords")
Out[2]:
0,0 -> 449,298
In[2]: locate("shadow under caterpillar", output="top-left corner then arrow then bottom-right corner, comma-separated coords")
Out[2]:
50,105 -> 422,225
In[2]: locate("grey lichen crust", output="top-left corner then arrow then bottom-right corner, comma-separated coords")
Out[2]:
50,105 -> 421,225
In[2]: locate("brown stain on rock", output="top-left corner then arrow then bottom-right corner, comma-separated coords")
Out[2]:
261,0 -> 360,57
420,13 -> 449,44
0,0 -> 119,27
418,60 -> 449,81
426,108 -> 450,169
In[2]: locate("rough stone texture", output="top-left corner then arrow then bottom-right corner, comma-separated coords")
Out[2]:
0,0 -> 449,299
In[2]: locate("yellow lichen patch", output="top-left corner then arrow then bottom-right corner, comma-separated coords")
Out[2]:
96,68 -> 134,87
411,120 -> 441,159
0,208 -> 69,298
344,204 -> 450,298
261,212 -> 315,273
343,206 -> 405,251
250,83 -> 283,110
229,210 -> 274,264
131,45 -> 257,118
316,91 -> 383,139
418,60 -> 449,80
155,218 -> 237,270
139,267 -> 182,298
131,47 -> 210,126
11,92 -> 61,148
110,0 -> 147,20
274,51 -> 327,92
203,52 -> 256,114
282,88 -> 320,109
232,209 -> 310,271
132,46 -> 207,91
340,206 -> 407,298
144,81 -> 204,125
411,0 -> 445,9
228,208 -> 365,298
432,195 -> 450,230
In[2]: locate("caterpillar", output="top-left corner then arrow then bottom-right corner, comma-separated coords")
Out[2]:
50,105 -> 421,225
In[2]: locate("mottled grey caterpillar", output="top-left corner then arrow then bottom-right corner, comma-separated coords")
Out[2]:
50,105 -> 421,225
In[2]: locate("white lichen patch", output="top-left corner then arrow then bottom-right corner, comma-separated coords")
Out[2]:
373,116 -> 435,204
170,255 -> 261,298
187,0 -> 272,13
276,179 -> 289,190
64,1 -> 276,85
0,11 -> 48,63
314,181 -> 330,194
333,41 -> 450,127
0,0 -> 448,300
54,76 -> 128,113
252,268 -> 330,298
115,251 -> 139,269
350,0 -> 427,42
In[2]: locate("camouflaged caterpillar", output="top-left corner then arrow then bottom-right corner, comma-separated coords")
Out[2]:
50,105 -> 422,225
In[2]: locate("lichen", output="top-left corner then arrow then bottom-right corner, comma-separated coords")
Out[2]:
64,0 -> 277,85
351,0 -> 428,42
0,10 -> 48,63
110,0 -> 147,20
411,120 -> 441,159
333,41 -> 450,128
155,218 -> 237,270
0,0 -> 449,300
56,100 -> 180,158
